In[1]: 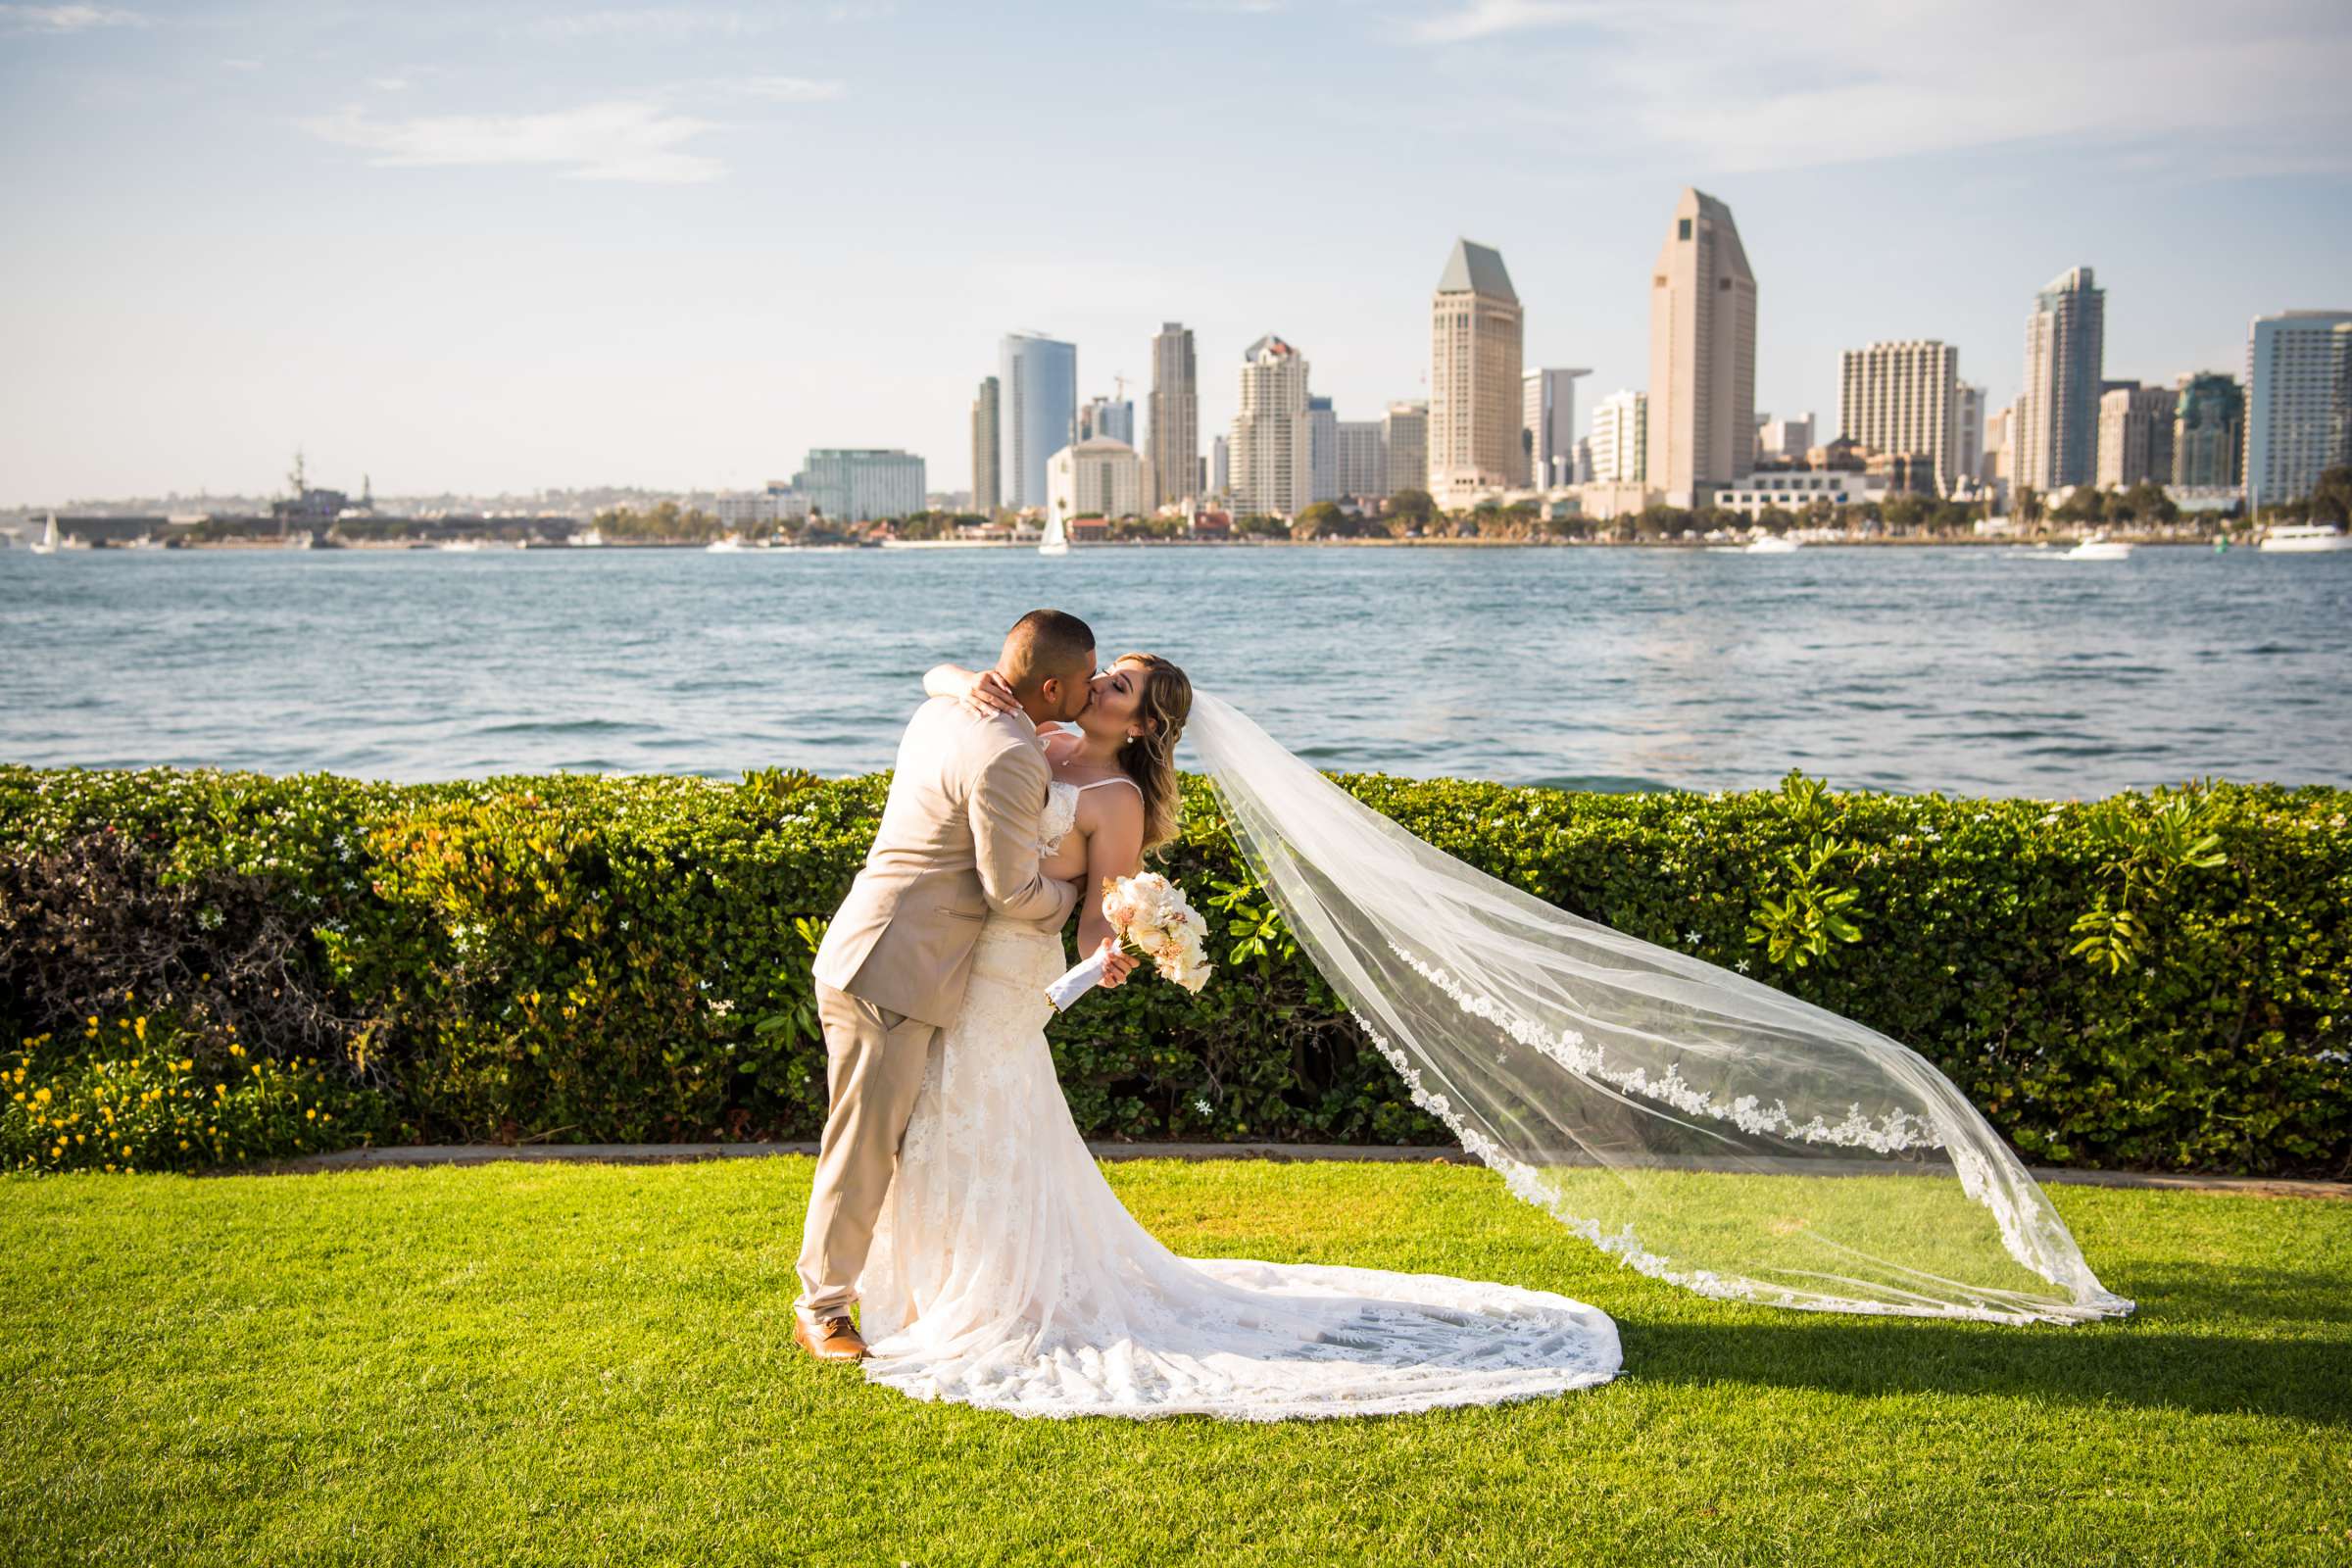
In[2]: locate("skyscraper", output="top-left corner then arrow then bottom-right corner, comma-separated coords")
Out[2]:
2017,267 -> 2105,493
1646,188 -> 1756,506
1306,396 -> 1338,504
1592,390 -> 1648,483
1838,340 -> 1961,491
970,376 -> 1001,514
1147,323 -> 1199,512
1336,420 -> 1388,500
999,331 -> 1077,511
1383,401 -> 1427,496
1079,396 -> 1134,446
1428,238 -> 1524,506
1230,334 -> 1312,517
2172,372 -> 2244,490
1210,434 -> 1230,499
1955,384 -> 1985,488
2096,384 -> 2176,488
1522,368 -> 1592,490
2244,311 -> 2352,504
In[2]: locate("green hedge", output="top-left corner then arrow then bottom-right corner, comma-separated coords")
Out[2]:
1,763 -> 2344,1176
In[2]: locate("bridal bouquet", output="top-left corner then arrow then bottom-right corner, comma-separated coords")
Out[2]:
1046,872 -> 1214,1011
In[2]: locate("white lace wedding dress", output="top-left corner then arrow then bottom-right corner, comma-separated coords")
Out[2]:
853,781 -> 1623,1421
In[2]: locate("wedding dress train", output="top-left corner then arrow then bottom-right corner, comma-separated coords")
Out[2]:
855,909 -> 1623,1421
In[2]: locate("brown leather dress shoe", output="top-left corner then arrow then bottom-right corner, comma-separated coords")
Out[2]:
793,1312 -> 869,1362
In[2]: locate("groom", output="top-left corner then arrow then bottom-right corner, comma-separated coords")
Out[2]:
793,608 -> 1132,1362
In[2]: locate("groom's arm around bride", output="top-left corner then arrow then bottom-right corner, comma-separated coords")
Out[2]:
791,611 -> 1098,1359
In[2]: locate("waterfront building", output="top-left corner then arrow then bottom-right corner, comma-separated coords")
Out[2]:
1838,340 -> 1962,493
2096,384 -> 2177,488
714,482 -> 809,527
1147,323 -> 1199,512
1211,433 -> 1230,498
2244,311 -> 2352,504
1383,401 -> 1428,495
999,331 -> 1077,512
1306,396 -> 1339,504
1647,187 -> 1757,506
1758,412 -> 1814,462
1955,384 -> 1985,493
1429,238 -> 1525,507
1591,390 -> 1648,484
1523,367 -> 1591,490
2172,371 -> 2244,489
1047,437 -> 1145,523
1230,333 -> 1312,517
2017,267 -> 2105,492
802,449 -> 925,523
1080,396 -> 1135,447
1718,469 -> 1871,518
1985,402 -> 2014,486
970,376 -> 1002,514
1336,419 -> 1387,500
1571,435 -> 1593,484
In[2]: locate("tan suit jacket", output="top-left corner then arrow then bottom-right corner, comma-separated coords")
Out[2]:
811,697 -> 1077,1028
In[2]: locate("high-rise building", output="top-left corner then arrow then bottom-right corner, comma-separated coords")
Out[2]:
1838,340 -> 1961,492
1955,384 -> 1985,489
1047,437 -> 1145,522
1758,412 -> 1814,463
2244,311 -> 2352,505
1429,238 -> 1524,505
1383,401 -> 1428,495
1211,434 -> 1230,497
999,331 -> 1078,511
969,376 -> 1001,514
1231,333 -> 1313,517
1647,187 -> 1756,506
1079,396 -> 1134,447
1336,420 -> 1388,500
2172,372 -> 2244,490
1571,436 -> 1593,484
1522,368 -> 1592,490
2096,384 -> 2176,488
802,449 -> 925,523
2017,267 -> 2105,493
1985,403 -> 2014,487
1591,390 -> 1648,484
1147,323 -> 1199,513
1306,396 -> 1339,504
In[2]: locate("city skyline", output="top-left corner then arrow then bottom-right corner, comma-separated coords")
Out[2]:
2,2 -> 2350,506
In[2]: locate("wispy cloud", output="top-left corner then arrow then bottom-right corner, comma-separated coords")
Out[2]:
1411,1 -> 1587,43
524,6 -> 771,39
303,101 -> 725,184
1405,0 -> 2352,176
0,4 -> 144,31
729,74 -> 846,102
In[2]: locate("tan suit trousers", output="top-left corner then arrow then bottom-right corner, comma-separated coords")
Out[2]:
793,979 -> 940,1320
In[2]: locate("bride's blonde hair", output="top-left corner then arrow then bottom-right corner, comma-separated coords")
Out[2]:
1112,653 -> 1193,855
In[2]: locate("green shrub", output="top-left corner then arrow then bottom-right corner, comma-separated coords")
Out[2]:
0,763 -> 2344,1175
2,1005 -> 390,1173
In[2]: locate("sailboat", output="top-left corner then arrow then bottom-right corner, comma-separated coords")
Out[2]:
27,514 -> 74,555
1038,497 -> 1070,558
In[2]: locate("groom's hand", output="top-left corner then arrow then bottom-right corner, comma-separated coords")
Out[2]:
1097,936 -> 1139,990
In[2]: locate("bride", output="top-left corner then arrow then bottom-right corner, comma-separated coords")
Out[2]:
835,638 -> 2131,1421
849,654 -> 1625,1420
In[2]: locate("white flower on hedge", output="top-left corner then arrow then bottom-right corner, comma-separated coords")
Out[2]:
1193,1098 -> 1212,1116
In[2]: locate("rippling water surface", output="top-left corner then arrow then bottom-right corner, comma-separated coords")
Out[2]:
2,544 -> 2345,795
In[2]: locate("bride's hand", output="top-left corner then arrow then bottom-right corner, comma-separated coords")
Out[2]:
960,668 -> 1021,720
1096,936 -> 1139,989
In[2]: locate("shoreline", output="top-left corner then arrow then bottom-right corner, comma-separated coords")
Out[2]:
24,533 -> 2241,554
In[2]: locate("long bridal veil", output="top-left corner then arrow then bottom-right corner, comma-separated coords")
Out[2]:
1187,692 -> 2134,1326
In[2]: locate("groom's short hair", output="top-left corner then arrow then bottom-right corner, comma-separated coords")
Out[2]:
1002,609 -> 1095,694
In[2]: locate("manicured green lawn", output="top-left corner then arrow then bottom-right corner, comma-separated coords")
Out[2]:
2,1157 -> 2346,1566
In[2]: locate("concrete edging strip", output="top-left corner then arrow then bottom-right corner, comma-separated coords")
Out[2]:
263,1141 -> 2351,1199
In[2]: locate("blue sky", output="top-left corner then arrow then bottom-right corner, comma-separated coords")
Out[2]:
4,0 -> 2348,505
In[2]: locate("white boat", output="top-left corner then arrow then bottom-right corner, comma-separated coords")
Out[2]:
1038,511 -> 1069,557
438,539 -> 483,553
569,525 -> 605,548
2064,532 -> 2134,561
2258,523 -> 2352,554
706,535 -> 744,553
285,530 -> 315,551
28,514 -> 62,555
1744,535 -> 1800,554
